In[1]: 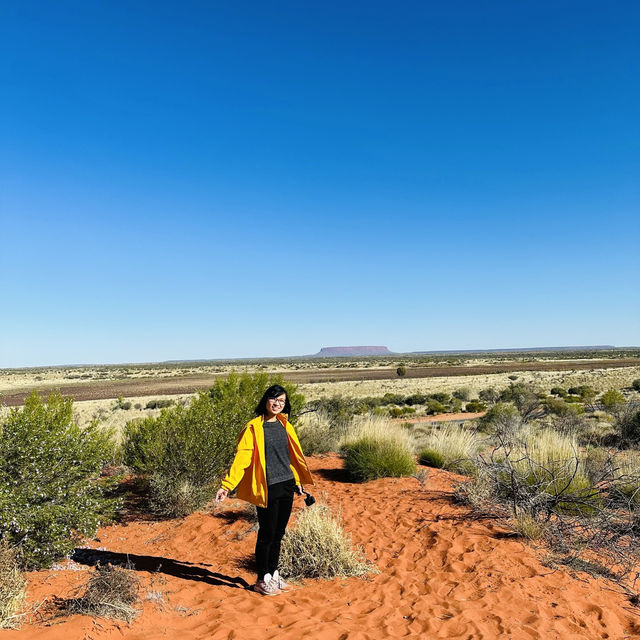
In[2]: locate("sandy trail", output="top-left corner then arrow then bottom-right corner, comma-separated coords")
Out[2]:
8,455 -> 639,640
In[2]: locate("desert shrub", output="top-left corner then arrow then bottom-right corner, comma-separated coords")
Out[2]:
343,438 -> 416,482
306,395 -> 365,430
569,385 -> 596,402
389,406 -> 415,418
465,400 -> 487,413
124,394 -> 236,515
632,379 -> 640,392
601,389 -> 625,413
545,397 -> 575,417
477,402 -> 522,437
405,393 -> 427,406
426,399 -> 447,415
145,399 -> 173,410
418,449 -> 445,469
508,375 -> 519,381
0,392 -> 120,569
295,410 -> 342,455
499,428 -> 598,516
429,392 -> 450,404
612,453 -> 640,506
279,502 -> 377,580
396,365 -> 406,377
478,387 -> 500,404
0,541 -> 26,629
115,397 -> 132,410
416,424 -> 480,475
616,408 -> 640,446
550,387 -> 567,398
68,563 -> 140,622
499,383 -> 541,422
511,512 -> 548,541
149,473 -> 213,518
453,388 -> 471,401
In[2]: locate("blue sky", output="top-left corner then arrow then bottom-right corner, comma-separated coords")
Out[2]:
1,1 -> 638,367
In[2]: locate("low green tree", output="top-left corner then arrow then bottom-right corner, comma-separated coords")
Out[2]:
0,393 -> 119,569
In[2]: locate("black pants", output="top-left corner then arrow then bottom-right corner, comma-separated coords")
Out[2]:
255,479 -> 295,580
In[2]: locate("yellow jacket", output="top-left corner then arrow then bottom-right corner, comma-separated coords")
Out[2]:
221,414 -> 314,507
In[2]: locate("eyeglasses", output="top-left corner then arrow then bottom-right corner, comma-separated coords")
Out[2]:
268,397 -> 286,406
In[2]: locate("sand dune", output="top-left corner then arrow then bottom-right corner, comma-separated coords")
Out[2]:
8,455 -> 639,639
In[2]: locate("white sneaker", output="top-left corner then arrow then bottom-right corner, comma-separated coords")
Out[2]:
254,573 -> 281,596
271,570 -> 292,591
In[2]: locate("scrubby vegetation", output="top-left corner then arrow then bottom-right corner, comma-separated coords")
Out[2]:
68,562 -> 140,622
279,500 -> 377,580
0,541 -> 26,629
341,415 -> 416,482
0,392 -> 120,569
416,423 -> 480,475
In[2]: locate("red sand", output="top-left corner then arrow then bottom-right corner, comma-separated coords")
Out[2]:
5,455 -> 640,639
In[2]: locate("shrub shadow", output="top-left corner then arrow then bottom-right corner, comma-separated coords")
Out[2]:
313,467 -> 354,484
72,548 -> 251,590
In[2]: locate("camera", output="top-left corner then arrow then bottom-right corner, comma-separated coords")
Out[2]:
298,487 -> 316,507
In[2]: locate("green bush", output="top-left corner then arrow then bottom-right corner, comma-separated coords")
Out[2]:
343,437 -> 416,482
145,399 -> 174,410
453,388 -> 471,401
389,406 -> 415,418
601,389 -> 625,413
396,365 -> 407,377
426,399 -> 447,415
632,379 -> 640,392
465,400 -> 487,413
550,387 -> 567,397
499,383 -> 541,421
418,449 -> 445,468
123,373 -> 304,515
429,392 -> 450,404
478,388 -> 500,404
0,392 -> 119,569
616,408 -> 640,446
478,402 -> 522,436
545,397 -> 574,416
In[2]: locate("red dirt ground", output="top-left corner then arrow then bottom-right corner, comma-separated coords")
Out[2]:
5,455 -> 639,640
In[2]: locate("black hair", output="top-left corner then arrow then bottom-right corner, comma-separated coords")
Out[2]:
255,384 -> 291,417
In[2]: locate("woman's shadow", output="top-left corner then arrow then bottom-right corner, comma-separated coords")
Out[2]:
72,548 -> 252,591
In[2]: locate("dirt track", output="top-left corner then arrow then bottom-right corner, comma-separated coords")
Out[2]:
2,359 -> 639,407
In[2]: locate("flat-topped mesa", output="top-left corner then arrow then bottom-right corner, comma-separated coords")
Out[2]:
314,346 -> 394,357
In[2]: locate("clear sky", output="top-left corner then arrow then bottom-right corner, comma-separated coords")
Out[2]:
1,1 -> 638,367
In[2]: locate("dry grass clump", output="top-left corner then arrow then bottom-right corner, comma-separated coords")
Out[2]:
510,512 -> 548,541
0,541 -> 26,629
416,423 -> 481,475
339,414 -> 414,451
295,410 -> 343,454
68,563 -> 140,622
149,473 -> 212,518
279,501 -> 378,580
340,415 -> 417,482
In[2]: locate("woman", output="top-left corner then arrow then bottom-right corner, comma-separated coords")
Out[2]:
215,384 -> 314,595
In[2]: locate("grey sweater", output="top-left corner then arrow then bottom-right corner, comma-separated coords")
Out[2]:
263,419 -> 294,486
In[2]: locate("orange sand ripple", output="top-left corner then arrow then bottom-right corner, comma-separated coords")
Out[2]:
4,455 -> 640,640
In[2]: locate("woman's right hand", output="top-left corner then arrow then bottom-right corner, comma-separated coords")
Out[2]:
215,488 -> 228,503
